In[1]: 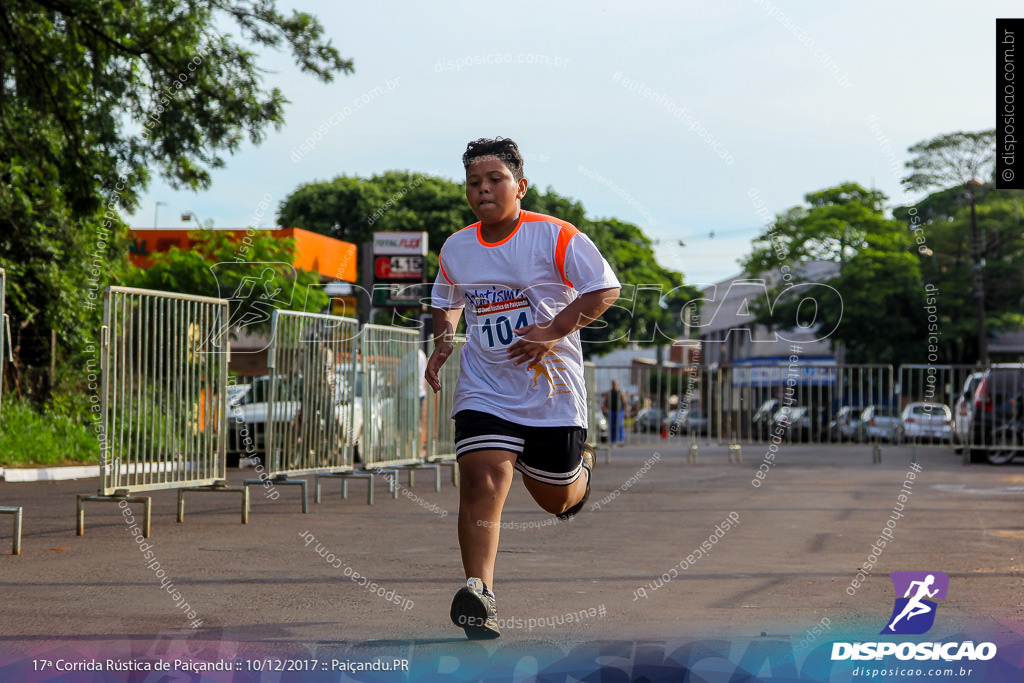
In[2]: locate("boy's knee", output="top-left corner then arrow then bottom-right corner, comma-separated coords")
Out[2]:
460,466 -> 509,496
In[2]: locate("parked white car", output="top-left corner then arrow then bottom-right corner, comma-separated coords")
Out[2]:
896,402 -> 953,443
953,372 -> 984,447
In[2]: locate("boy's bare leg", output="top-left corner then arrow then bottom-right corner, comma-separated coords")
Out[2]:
521,471 -> 589,516
458,450 -> 517,588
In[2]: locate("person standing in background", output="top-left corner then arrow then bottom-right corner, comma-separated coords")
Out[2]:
603,379 -> 627,444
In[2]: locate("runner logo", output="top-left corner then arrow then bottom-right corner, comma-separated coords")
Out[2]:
881,571 -> 949,635
834,570 -> 994,663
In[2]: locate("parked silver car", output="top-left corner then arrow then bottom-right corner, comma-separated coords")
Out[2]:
227,370 -> 364,465
859,404 -> 900,442
226,375 -> 300,463
827,406 -> 863,442
667,409 -> 708,436
632,407 -> 665,433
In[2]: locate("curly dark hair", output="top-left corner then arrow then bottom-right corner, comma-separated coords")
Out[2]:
462,137 -> 524,181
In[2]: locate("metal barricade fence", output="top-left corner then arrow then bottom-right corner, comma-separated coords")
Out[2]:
0,267 -> 6,414
264,311 -> 359,477
588,362 -> 704,446
0,268 -> 21,555
583,362 -> 600,448
424,336 -> 464,486
359,325 -> 422,469
77,287 -> 246,536
714,364 -> 895,447
100,287 -> 229,492
589,362 -> 900,449
234,311 -> 360,511
425,336 -> 463,460
406,350 -> 1021,466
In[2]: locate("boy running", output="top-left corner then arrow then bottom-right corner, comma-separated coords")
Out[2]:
426,137 -> 620,639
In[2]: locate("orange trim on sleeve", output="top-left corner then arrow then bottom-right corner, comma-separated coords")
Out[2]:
439,257 -> 453,285
521,210 -> 578,232
518,211 -> 582,288
554,223 -> 581,289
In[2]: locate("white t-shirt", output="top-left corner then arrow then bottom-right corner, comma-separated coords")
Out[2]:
431,211 -> 620,427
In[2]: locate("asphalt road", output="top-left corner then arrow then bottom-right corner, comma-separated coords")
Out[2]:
1,441 -> 1022,680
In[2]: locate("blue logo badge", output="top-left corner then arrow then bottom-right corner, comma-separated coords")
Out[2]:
880,571 -> 949,635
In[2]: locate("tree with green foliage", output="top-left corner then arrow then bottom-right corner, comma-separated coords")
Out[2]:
744,184 -> 891,270
819,235 -> 924,365
0,0 -> 350,401
519,187 -> 692,348
278,170 -> 477,279
900,130 -> 1003,363
279,173 -> 696,355
742,183 -> 925,365
902,131 -> 995,191
894,187 -> 1024,363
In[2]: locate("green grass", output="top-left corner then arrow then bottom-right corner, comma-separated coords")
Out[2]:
0,397 -> 99,467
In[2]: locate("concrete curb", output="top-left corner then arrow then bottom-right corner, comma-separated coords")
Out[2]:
0,465 -> 100,482
0,461 -> 195,483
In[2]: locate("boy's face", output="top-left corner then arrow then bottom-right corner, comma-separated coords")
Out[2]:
465,156 -> 528,225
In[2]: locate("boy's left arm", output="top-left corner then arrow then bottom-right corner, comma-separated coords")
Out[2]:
507,287 -> 620,367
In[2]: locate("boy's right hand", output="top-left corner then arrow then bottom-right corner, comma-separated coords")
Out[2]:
425,343 -> 453,393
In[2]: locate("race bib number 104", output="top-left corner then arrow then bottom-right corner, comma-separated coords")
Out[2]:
475,297 -> 534,351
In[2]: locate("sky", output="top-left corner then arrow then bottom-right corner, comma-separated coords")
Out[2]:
122,0 -> 1010,286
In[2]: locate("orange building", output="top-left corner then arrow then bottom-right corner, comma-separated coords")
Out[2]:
128,228 -> 358,282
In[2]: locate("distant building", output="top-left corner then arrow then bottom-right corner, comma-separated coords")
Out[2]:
697,261 -> 842,367
990,329 -> 1024,361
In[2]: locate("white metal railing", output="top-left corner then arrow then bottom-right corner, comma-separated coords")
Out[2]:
99,287 -> 230,494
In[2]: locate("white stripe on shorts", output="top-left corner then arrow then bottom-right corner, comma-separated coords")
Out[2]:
455,434 -> 525,457
515,459 -> 583,486
457,433 -> 525,448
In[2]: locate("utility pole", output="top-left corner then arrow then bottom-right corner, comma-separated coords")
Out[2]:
153,201 -> 167,228
966,179 -> 988,365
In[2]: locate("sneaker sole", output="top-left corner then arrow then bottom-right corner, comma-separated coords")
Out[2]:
450,587 -> 500,639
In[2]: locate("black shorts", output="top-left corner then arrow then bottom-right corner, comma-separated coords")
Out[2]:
454,410 -> 587,486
